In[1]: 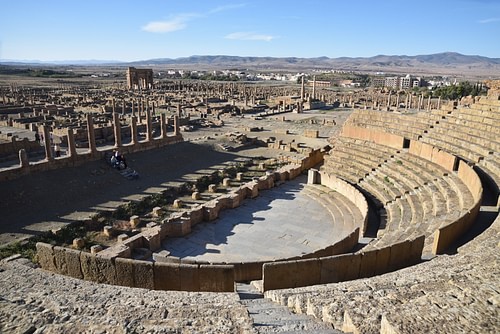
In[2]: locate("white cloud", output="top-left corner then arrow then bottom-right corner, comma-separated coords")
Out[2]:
142,4 -> 245,34
225,32 -> 276,41
478,17 -> 500,23
142,19 -> 186,33
209,3 -> 246,14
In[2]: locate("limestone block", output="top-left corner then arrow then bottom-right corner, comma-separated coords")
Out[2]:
63,247 -> 83,279
191,191 -> 201,200
122,234 -> 144,250
199,265 -> 235,292
170,218 -> 192,237
294,258 -> 321,288
154,262 -> 181,291
117,234 -> 129,242
130,215 -> 140,228
80,252 -> 116,284
304,129 -> 319,138
389,239 -> 412,271
152,250 -> 176,262
263,261 -> 298,291
115,257 -> 135,287
152,206 -> 163,217
142,226 -> 162,250
189,205 -> 204,226
203,200 -> 221,221
228,192 -> 241,208
374,246 -> 392,275
90,245 -> 103,254
72,238 -> 85,249
217,194 -> 232,210
236,172 -> 244,181
179,264 -> 200,291
146,222 -> 157,228
320,253 -> 361,284
36,242 -> 56,272
133,259 -> 154,289
223,178 -> 231,187
53,246 -> 69,275
208,184 -> 217,193
98,243 -> 131,259
244,182 -> 259,198
233,262 -> 263,282
358,249 -> 378,278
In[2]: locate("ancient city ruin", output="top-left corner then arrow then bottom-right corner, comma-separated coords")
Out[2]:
0,67 -> 498,333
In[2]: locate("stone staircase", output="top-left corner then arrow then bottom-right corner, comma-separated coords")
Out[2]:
237,282 -> 341,333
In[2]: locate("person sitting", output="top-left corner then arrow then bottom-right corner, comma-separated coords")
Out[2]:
111,150 -> 127,169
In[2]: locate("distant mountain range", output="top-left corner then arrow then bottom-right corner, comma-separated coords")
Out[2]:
2,52 -> 499,77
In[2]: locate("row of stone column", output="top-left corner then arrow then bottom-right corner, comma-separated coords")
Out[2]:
26,112 -> 181,164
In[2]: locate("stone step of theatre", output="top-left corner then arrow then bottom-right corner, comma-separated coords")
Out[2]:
236,282 -> 341,333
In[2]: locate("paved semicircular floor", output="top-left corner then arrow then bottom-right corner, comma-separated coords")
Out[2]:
160,175 -> 350,263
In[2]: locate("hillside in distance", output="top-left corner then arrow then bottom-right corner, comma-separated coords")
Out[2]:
130,52 -> 500,77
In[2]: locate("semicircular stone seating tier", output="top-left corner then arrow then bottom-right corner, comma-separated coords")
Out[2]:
265,87 -> 500,333
322,135 -> 475,254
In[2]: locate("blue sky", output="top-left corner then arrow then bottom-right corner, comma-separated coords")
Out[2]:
1,0 -> 499,61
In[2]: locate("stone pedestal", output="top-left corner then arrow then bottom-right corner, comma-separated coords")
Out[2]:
152,207 -> 163,217
90,245 -> 103,254
130,215 -> 140,228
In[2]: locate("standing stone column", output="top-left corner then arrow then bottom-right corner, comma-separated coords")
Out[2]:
19,149 -> 29,169
131,99 -> 135,117
160,113 -> 167,139
437,97 -> 441,109
312,75 -> 316,100
67,128 -> 77,158
42,125 -> 53,161
86,113 -> 97,155
138,99 -> 144,123
300,76 -> 305,101
427,95 -> 431,111
177,104 -> 182,118
122,99 -> 125,116
173,115 -> 180,136
395,94 -> 400,111
113,112 -> 122,148
146,107 -> 152,142
130,116 -> 138,146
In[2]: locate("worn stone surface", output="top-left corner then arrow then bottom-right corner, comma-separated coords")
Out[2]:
266,216 -> 500,333
0,258 -> 254,334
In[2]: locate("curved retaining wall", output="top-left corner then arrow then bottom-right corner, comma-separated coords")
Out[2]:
432,159 -> 483,254
262,235 -> 425,291
36,242 -> 234,292
314,170 -> 369,235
